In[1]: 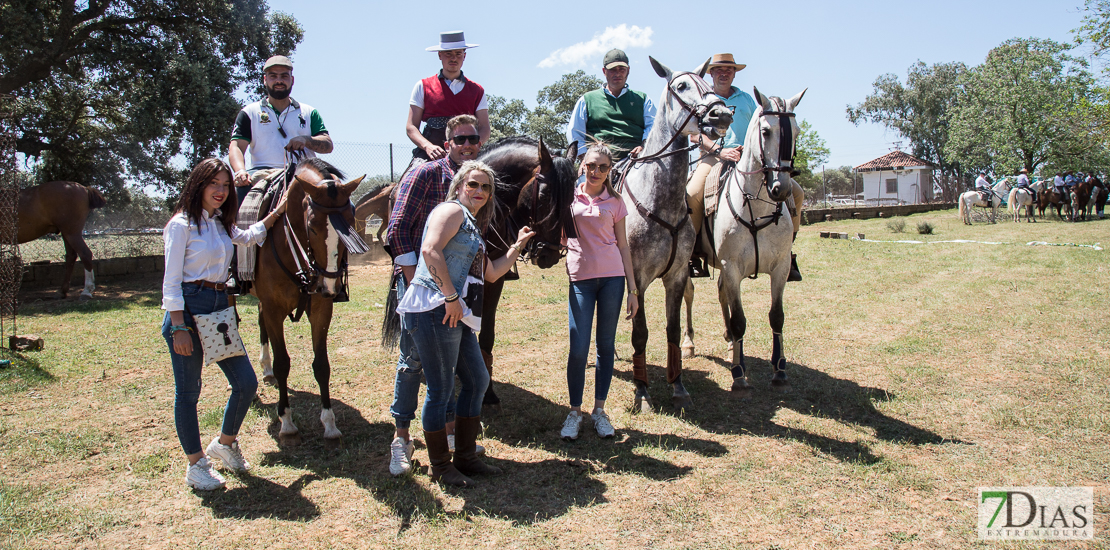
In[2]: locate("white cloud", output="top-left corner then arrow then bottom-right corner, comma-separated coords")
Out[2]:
538,25 -> 654,68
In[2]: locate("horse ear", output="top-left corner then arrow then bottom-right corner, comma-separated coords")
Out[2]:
566,140 -> 579,161
787,88 -> 807,111
695,57 -> 710,78
537,138 -> 554,172
339,175 -> 365,196
650,56 -> 672,80
753,86 -> 771,110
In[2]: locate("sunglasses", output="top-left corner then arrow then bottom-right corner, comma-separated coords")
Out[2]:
585,163 -> 611,173
465,180 -> 493,192
452,134 -> 481,145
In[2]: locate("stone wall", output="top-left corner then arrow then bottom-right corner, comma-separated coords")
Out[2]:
801,202 -> 956,225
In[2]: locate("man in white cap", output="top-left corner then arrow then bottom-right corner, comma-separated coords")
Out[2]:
228,55 -> 332,195
566,48 -> 656,166
687,53 -> 804,281
405,31 -> 489,170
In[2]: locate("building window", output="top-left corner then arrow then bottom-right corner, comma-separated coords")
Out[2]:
885,178 -> 898,194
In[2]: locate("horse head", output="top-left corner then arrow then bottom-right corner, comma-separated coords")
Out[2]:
745,87 -> 807,203
292,159 -> 369,298
649,57 -> 733,140
512,138 -> 578,269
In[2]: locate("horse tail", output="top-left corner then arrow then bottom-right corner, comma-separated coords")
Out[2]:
86,186 -> 107,210
380,270 -> 402,349
958,195 -> 966,221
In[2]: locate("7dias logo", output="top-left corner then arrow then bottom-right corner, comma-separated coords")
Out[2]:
978,487 -> 1094,540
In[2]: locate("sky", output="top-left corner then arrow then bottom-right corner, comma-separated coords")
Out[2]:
261,0 -> 1093,172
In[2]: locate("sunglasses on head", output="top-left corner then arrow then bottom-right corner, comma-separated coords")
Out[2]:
452,134 -> 481,145
465,180 -> 493,192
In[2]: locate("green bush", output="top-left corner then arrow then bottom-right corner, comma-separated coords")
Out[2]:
886,219 -> 906,233
916,221 -> 935,235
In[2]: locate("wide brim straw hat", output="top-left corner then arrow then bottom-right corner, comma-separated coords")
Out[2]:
706,53 -> 746,71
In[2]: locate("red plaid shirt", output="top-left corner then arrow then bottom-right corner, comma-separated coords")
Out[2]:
386,157 -> 458,263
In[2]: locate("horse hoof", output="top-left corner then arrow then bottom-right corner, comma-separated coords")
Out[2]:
671,394 -> 692,411
731,376 -> 753,399
634,394 -> 653,414
262,374 -> 277,386
78,293 -> 92,302
279,432 -> 302,446
681,345 -> 695,359
770,372 -> 791,393
324,436 -> 343,450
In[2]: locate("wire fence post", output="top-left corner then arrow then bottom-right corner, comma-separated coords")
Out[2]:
389,143 -> 394,182
0,93 -> 21,345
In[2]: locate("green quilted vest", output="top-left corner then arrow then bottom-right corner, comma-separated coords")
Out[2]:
584,88 -> 646,159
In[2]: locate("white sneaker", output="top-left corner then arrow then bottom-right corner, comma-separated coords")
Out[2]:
446,434 -> 485,455
560,411 -> 583,440
591,410 -> 615,438
205,437 -> 251,473
389,436 -> 414,476
185,457 -> 226,491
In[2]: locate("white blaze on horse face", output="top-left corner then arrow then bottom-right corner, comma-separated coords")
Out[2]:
321,216 -> 341,295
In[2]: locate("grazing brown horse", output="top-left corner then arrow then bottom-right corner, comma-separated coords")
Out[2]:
12,181 -> 106,298
253,158 -> 368,446
352,182 -> 396,244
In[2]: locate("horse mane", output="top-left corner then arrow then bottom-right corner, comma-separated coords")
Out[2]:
298,157 -> 346,181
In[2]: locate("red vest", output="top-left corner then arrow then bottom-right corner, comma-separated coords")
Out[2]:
421,74 -> 484,121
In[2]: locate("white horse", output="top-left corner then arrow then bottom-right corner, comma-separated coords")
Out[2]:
1007,180 -> 1043,222
684,88 -> 805,395
959,178 -> 1011,224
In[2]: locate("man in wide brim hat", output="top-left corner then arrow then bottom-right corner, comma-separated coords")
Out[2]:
425,31 -> 479,51
705,53 -> 747,72
406,31 -> 489,164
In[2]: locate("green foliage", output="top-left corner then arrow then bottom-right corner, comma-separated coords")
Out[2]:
886,219 -> 907,233
847,61 -> 967,201
946,38 -> 1109,177
1075,0 -> 1110,74
816,166 -> 863,199
1,0 -> 303,200
793,119 -> 830,192
916,221 -> 935,235
486,70 -> 603,151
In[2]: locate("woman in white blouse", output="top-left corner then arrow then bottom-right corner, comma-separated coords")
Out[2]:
161,158 -> 286,491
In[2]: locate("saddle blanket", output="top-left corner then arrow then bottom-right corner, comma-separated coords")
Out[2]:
236,168 -> 285,282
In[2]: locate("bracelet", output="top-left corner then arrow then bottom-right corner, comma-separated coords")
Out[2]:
443,292 -> 459,303
170,324 -> 192,334
510,243 -> 522,253
629,288 -> 639,296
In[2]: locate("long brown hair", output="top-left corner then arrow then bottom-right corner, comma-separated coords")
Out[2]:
172,158 -> 238,235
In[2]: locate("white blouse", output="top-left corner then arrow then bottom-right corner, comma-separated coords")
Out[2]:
395,275 -> 484,332
161,210 -> 269,311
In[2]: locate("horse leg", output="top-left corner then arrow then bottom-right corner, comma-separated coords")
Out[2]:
64,233 -> 96,299
719,271 -> 750,397
263,308 -> 300,445
60,240 -> 76,298
479,278 -> 506,412
680,278 -> 696,358
768,267 -> 790,393
664,273 -> 692,411
310,301 -> 342,446
258,305 -> 275,386
630,285 -> 652,414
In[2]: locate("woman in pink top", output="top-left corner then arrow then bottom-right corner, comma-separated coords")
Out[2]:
560,143 -> 639,441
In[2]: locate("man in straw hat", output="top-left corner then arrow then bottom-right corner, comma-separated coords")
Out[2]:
405,31 -> 489,173
1014,168 -> 1036,204
566,48 -> 656,166
686,53 -> 804,282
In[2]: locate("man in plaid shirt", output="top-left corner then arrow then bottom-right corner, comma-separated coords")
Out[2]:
384,114 -> 483,476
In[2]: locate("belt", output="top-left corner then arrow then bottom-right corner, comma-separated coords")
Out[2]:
185,280 -> 227,291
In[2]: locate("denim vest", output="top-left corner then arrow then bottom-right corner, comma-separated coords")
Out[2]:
412,201 -> 484,296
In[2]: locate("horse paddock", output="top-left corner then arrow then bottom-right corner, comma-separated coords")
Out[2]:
1,208 -> 1107,549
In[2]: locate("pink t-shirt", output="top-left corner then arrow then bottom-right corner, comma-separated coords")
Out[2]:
566,184 -> 628,281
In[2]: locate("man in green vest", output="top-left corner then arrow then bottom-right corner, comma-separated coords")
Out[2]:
566,49 -> 656,171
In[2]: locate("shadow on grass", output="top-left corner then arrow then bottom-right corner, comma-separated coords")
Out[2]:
606,354 -> 964,465
17,281 -> 161,317
0,349 -> 57,392
197,473 -> 321,521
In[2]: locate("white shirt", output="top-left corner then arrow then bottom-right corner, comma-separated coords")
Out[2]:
161,211 -> 269,311
975,175 -> 990,189
395,276 -> 483,331
409,78 -> 489,111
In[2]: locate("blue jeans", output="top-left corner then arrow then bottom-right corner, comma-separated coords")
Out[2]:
161,284 -> 258,455
567,276 -> 625,408
389,278 -> 458,429
403,305 -> 489,432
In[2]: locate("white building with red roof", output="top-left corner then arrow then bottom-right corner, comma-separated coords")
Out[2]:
854,151 -> 935,204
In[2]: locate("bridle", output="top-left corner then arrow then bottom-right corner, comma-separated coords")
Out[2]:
486,165 -> 570,264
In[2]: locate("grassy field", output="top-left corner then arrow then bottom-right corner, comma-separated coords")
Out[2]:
1,207 -> 1107,549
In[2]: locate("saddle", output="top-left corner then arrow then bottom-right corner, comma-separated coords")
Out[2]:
704,161 -> 728,218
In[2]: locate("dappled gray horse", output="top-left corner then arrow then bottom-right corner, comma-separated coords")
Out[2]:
623,58 -> 732,411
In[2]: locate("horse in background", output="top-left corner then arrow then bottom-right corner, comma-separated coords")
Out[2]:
958,178 -> 1010,225
253,158 -> 369,446
1090,177 -> 1108,219
352,181 -> 396,245
1038,186 -> 1070,220
1071,178 -> 1095,222
11,181 -> 106,298
1007,180 -> 1042,223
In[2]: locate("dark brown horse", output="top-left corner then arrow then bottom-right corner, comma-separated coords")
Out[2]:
352,181 -> 396,244
1038,187 -> 1070,220
12,181 -> 106,298
1071,178 -> 1095,221
253,158 -> 368,445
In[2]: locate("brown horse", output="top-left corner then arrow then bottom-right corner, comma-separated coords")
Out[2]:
253,158 -> 367,446
1038,187 -> 1070,220
12,181 -> 106,298
352,182 -> 395,244
1071,178 -> 1095,221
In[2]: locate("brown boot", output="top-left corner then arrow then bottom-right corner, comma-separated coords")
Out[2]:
426,429 -> 473,487
453,416 -> 501,476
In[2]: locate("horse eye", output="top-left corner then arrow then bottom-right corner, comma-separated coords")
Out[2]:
677,82 -> 687,91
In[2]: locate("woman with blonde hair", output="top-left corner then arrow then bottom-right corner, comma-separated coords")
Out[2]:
560,142 -> 638,440
395,160 -> 535,486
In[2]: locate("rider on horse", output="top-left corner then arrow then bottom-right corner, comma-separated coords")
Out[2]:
1014,168 -> 1036,203
975,172 -> 992,204
685,53 -> 804,282
405,31 -> 489,176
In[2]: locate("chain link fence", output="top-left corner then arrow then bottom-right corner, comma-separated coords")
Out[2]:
0,94 -> 21,340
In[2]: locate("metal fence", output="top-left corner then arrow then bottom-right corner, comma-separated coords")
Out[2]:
1,94 -> 21,340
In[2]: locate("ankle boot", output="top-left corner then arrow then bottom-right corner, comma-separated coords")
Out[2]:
453,416 -> 501,476
425,429 -> 473,487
